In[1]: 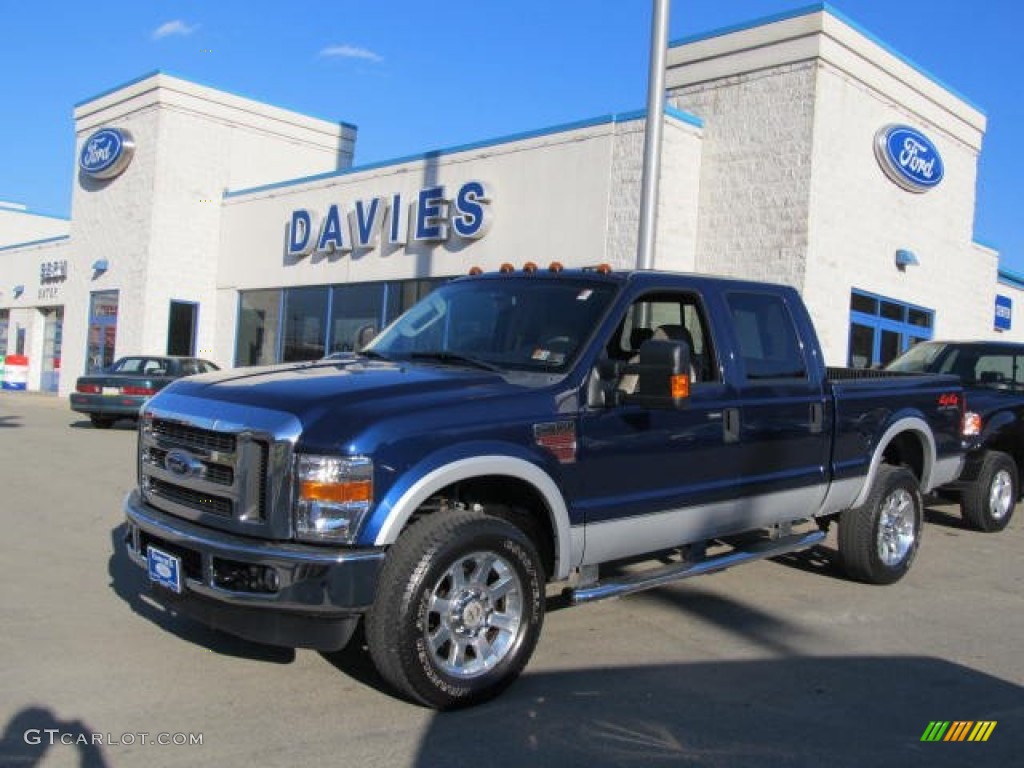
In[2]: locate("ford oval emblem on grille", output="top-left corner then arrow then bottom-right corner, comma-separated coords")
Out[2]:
165,449 -> 204,477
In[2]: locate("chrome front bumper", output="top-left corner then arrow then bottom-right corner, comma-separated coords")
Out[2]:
123,490 -> 386,650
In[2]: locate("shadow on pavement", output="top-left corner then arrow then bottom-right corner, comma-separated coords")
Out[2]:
106,524 -> 295,664
414,656 -> 1023,767
68,418 -> 137,431
0,706 -> 109,767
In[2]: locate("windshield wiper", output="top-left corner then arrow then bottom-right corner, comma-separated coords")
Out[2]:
409,351 -> 503,372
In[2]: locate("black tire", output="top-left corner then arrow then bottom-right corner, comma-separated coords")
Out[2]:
838,465 -> 923,585
90,415 -> 114,429
366,508 -> 545,710
961,451 -> 1017,532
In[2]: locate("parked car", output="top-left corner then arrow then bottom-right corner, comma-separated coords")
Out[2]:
71,356 -> 219,428
887,340 -> 1024,531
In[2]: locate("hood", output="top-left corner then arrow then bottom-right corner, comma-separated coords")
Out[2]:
158,357 -> 550,450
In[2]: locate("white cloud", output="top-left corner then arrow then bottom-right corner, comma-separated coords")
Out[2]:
319,44 -> 383,63
152,20 -> 199,41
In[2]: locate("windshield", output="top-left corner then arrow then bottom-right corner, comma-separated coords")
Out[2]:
366,277 -> 618,372
885,342 -> 946,373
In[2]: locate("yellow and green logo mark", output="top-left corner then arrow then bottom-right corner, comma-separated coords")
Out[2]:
921,721 -> 997,742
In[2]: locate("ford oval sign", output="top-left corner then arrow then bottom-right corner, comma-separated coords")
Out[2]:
79,127 -> 135,180
874,124 -> 944,193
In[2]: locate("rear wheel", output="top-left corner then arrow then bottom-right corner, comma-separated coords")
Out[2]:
366,508 -> 545,710
838,465 -> 922,584
90,415 -> 114,429
961,451 -> 1017,532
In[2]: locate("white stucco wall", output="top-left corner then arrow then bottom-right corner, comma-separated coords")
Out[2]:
666,6 -> 991,365
55,73 -> 355,393
0,205 -> 70,248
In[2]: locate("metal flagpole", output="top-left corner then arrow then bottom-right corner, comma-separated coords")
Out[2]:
636,0 -> 671,271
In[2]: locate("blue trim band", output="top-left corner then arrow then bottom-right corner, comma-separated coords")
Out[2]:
0,235 -> 71,253
997,269 -> 1024,291
668,3 -> 984,115
973,238 -> 999,252
665,105 -> 704,128
225,108 -> 686,199
669,3 -> 828,47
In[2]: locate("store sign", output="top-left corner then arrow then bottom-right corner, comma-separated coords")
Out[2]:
79,127 -> 135,180
38,259 -> 69,300
287,181 -> 491,258
995,295 -> 1012,331
874,125 -> 944,193
40,259 -> 68,283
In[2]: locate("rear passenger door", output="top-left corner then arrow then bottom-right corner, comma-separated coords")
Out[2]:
723,291 -> 831,509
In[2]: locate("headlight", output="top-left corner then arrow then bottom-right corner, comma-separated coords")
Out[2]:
294,454 -> 373,543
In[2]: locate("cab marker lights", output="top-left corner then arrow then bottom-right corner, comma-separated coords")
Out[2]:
499,262 -> 515,273
468,266 -> 483,275
523,261 -> 538,273
548,262 -> 564,273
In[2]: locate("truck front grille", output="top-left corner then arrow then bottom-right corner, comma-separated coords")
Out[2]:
140,416 -> 270,527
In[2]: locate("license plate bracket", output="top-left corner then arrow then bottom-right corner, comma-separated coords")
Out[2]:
147,546 -> 183,593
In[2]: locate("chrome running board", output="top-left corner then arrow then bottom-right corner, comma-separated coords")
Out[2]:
568,529 -> 826,605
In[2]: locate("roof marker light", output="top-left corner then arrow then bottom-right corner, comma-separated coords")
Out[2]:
468,266 -> 483,275
523,262 -> 538,273
549,261 -> 564,273
499,263 -> 515,273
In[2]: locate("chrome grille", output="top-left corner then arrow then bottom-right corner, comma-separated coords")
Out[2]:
151,420 -> 236,453
147,478 -> 233,517
141,416 -> 268,527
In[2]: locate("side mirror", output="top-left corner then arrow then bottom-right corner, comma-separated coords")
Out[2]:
623,339 -> 691,409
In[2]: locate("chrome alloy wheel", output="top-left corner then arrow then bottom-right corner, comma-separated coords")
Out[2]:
425,550 -> 524,679
988,468 -> 1014,521
877,488 -> 917,566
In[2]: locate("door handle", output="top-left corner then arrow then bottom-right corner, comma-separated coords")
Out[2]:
810,402 -> 824,434
724,407 -> 740,443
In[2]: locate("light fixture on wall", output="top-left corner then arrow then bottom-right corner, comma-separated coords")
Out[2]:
895,249 -> 919,270
12,284 -> 24,298
92,259 -> 109,275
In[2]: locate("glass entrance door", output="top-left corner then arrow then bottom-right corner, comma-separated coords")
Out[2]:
41,307 -> 63,392
87,291 -> 119,373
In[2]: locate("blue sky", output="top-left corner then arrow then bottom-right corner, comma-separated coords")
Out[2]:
1,1 -> 1021,271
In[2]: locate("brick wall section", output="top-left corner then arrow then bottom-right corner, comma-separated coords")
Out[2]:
670,62 -> 817,289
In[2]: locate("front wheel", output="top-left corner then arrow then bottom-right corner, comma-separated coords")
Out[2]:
366,509 -> 545,710
961,451 -> 1017,532
838,465 -> 922,585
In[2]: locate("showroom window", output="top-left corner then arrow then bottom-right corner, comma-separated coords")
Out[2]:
282,286 -> 329,362
235,278 -> 450,367
235,290 -> 282,366
848,289 -> 933,368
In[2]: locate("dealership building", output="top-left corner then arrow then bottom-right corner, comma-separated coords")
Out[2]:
2,4 -> 1021,395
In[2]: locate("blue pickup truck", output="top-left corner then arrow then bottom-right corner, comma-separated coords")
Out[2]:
122,267 -> 965,708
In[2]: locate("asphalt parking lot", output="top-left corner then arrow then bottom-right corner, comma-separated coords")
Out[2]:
1,390 -> 1021,767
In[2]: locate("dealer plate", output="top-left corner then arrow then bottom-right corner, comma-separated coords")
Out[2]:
147,546 -> 182,593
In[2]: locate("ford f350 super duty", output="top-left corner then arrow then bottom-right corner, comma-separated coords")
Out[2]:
122,267 -> 966,709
